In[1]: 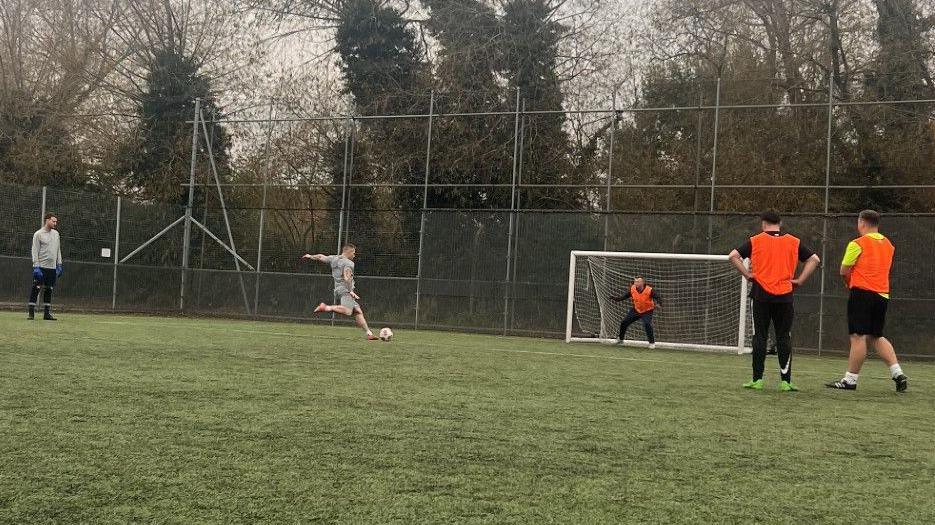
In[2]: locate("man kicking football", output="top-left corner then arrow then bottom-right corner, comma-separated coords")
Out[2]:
302,243 -> 377,340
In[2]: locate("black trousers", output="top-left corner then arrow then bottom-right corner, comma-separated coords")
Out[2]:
29,268 -> 57,307
619,308 -> 655,344
751,300 -> 794,381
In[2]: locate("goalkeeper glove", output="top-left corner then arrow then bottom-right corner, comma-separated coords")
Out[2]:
33,266 -> 43,280
56,264 -> 63,277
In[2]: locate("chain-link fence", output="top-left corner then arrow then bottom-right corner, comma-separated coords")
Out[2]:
2,181 -> 934,357
4,81 -> 935,356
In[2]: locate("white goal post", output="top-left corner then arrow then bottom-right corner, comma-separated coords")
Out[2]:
565,250 -> 752,354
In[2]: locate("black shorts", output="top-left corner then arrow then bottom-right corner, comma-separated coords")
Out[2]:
35,267 -> 57,288
847,288 -> 888,337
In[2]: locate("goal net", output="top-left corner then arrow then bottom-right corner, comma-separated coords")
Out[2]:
565,251 -> 752,353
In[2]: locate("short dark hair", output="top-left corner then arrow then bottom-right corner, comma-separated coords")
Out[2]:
342,242 -> 356,251
760,209 -> 781,225
858,209 -> 880,227
44,213 -> 56,221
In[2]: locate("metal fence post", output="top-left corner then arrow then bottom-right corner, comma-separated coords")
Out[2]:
40,186 -> 47,226
817,70 -> 835,356
181,98 -> 201,311
604,92 -> 617,252
333,118 -> 354,326
415,91 -> 435,329
336,118 -> 351,254
112,196 -> 121,310
254,100 -> 277,317
703,78 -> 721,342
691,88 -> 704,253
344,121 -> 356,246
509,100 -> 527,330
706,77 -> 721,253
199,110 -> 251,315
503,88 -> 521,335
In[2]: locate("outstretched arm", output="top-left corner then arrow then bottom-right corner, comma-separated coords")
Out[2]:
301,253 -> 328,263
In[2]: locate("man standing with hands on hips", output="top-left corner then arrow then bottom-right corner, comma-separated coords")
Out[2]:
729,210 -> 821,392
29,213 -> 63,320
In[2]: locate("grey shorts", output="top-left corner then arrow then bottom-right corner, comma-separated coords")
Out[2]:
339,293 -> 360,313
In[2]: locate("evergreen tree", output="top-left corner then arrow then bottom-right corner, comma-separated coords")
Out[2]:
500,0 -> 577,209
120,48 -> 230,205
424,0 -> 512,209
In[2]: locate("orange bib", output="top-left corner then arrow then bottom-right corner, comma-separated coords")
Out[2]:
849,235 -> 894,293
631,284 -> 655,314
750,232 -> 800,296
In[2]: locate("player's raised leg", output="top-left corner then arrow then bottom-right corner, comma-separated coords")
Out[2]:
314,302 -> 352,316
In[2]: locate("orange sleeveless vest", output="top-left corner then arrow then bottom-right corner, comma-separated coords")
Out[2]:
750,232 -> 800,296
631,284 -> 655,314
849,234 -> 894,293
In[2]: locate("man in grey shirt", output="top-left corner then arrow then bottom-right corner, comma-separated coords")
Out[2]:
302,242 -> 377,340
29,213 -> 63,320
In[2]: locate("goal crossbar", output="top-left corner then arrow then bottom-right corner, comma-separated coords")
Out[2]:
565,250 -> 751,354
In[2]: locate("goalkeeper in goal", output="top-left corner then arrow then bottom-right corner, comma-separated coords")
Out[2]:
610,277 -> 660,349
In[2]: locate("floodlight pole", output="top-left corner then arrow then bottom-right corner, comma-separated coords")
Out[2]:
414,91 -> 434,329
181,98 -> 201,311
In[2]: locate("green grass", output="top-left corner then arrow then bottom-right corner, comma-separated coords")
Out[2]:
1,312 -> 933,524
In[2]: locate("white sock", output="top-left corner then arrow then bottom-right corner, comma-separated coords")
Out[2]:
844,372 -> 859,385
889,364 -> 904,379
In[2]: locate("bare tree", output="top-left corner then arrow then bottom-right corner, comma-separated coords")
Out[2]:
0,0 -> 127,186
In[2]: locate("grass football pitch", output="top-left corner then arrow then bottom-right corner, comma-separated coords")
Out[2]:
1,312 -> 933,523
